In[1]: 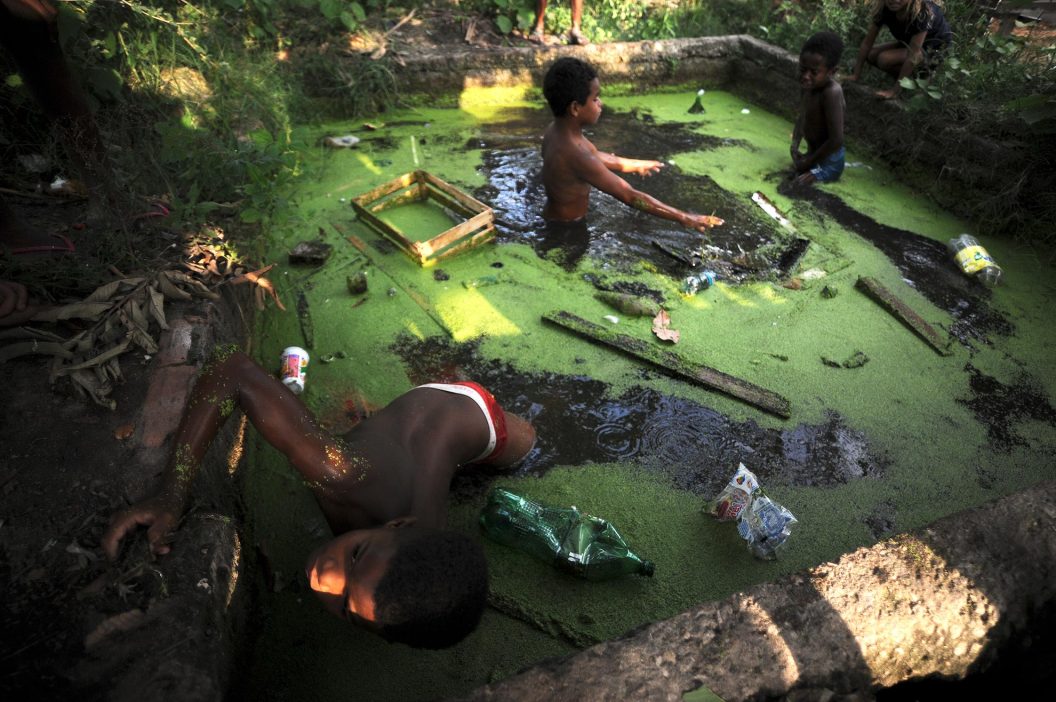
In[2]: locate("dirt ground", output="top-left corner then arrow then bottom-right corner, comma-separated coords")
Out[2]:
3,8 -> 1056,700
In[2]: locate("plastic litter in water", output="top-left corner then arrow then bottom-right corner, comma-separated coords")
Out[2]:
323,135 -> 360,148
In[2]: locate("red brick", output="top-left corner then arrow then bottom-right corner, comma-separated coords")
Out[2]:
139,365 -> 198,448
156,318 -> 195,367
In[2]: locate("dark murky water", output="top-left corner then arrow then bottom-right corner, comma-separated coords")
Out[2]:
957,363 -> 1056,453
779,182 -> 1014,346
471,107 -> 786,275
393,336 -> 888,500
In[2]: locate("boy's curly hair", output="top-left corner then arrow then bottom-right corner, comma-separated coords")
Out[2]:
543,57 -> 598,117
801,31 -> 845,70
371,528 -> 488,649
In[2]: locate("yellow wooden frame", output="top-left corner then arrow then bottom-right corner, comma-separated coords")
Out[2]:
350,170 -> 495,265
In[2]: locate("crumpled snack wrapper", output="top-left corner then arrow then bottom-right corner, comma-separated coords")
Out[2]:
706,463 -> 796,560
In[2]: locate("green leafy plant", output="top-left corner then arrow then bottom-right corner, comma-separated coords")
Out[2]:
488,0 -> 535,35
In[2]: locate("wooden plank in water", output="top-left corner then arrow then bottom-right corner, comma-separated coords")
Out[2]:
855,276 -> 953,356
296,291 -> 314,349
542,310 -> 791,418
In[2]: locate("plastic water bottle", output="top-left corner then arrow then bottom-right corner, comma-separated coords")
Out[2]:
681,270 -> 716,295
479,488 -> 655,580
948,234 -> 1002,287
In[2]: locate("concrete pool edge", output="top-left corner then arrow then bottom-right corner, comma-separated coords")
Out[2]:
454,479 -> 1056,701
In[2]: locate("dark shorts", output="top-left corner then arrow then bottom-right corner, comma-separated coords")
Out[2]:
810,147 -> 845,183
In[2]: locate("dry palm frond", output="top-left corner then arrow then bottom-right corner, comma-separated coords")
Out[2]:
1,229 -> 284,408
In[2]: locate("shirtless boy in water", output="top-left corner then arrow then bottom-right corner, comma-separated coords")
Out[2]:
541,57 -> 723,231
102,350 -> 536,649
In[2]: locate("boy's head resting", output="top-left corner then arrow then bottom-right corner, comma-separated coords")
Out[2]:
801,31 -> 845,70
306,521 -> 488,649
543,57 -> 598,117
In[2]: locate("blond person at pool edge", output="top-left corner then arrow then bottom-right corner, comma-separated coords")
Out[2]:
541,57 -> 724,231
102,350 -> 536,649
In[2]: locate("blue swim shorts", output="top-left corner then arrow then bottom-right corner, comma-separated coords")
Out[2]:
810,146 -> 845,183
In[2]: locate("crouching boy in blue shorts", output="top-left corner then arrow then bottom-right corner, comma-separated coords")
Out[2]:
791,31 -> 846,185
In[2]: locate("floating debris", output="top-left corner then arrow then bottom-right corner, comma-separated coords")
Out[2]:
751,191 -> 795,231
288,240 -> 333,266
595,291 -> 660,317
651,310 -> 680,343
323,135 -> 360,148
856,276 -> 952,356
346,271 -> 368,295
688,88 -> 706,114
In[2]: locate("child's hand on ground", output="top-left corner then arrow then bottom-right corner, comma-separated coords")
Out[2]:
684,213 -> 724,232
0,280 -> 44,327
101,496 -> 182,559
875,88 -> 899,100
795,171 -> 817,186
0,280 -> 27,319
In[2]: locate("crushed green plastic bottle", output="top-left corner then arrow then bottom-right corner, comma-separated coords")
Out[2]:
479,488 -> 655,581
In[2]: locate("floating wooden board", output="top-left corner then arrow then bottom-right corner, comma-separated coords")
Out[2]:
350,170 -> 495,265
855,276 -> 953,356
543,310 -> 791,418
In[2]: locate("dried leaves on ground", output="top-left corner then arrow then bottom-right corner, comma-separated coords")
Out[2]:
0,228 -> 284,408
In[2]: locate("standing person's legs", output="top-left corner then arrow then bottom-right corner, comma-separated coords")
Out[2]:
569,0 -> 590,45
529,0 -> 548,43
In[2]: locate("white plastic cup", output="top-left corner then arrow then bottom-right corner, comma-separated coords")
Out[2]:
280,346 -> 309,394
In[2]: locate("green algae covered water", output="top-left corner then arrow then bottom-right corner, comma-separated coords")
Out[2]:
237,86 -> 1056,701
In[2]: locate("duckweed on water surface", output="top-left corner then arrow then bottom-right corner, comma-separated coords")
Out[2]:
239,88 -> 1056,701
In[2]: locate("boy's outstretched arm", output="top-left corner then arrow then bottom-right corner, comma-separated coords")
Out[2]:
576,148 -> 723,232
847,24 -> 880,81
595,151 -> 664,177
102,350 -> 345,559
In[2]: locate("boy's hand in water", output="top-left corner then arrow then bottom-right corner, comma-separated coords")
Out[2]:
684,213 -> 724,232
102,496 -> 181,560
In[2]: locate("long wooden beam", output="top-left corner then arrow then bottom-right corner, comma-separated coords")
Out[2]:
543,310 -> 791,418
855,276 -> 953,356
